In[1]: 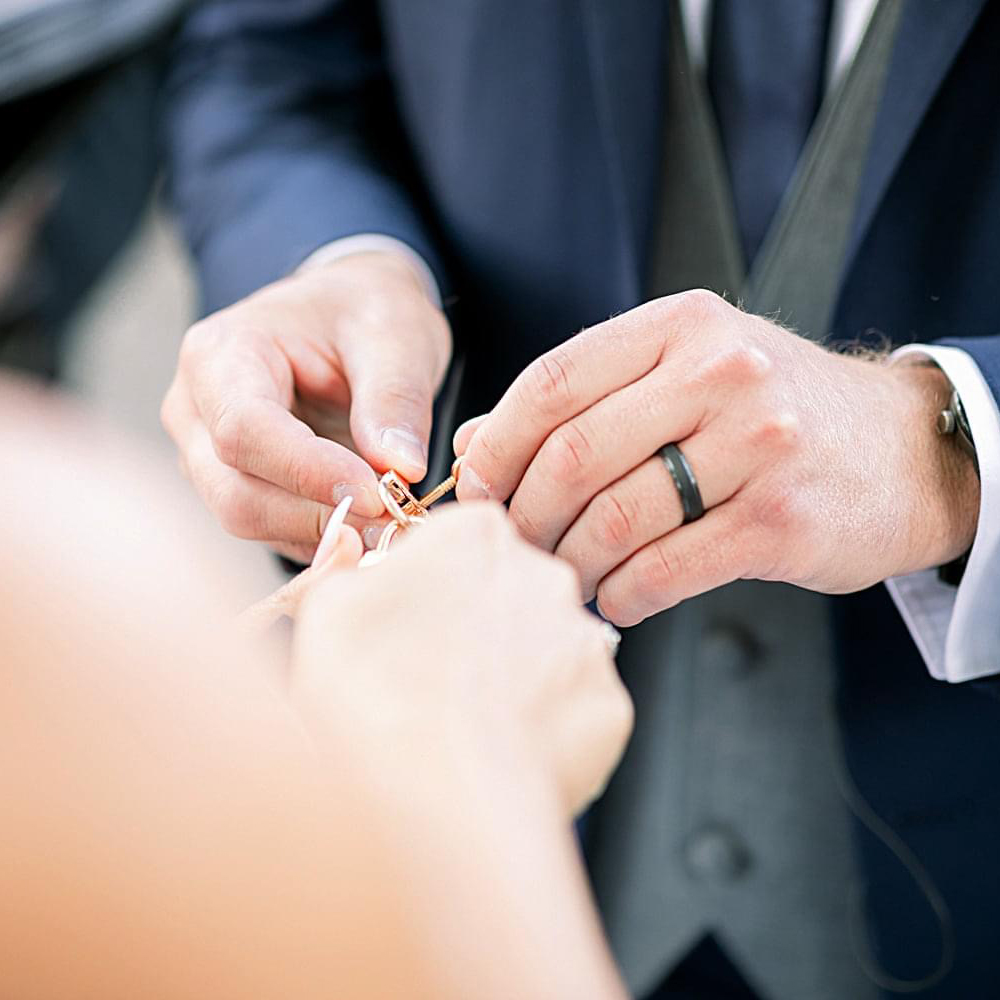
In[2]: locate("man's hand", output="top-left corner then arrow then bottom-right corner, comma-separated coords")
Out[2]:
455,290 -> 980,627
162,251 -> 451,563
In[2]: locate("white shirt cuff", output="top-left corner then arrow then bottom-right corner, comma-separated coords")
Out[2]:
885,344 -> 1000,683
299,234 -> 442,308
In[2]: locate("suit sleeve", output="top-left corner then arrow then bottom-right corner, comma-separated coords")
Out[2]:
938,335 -> 1000,409
162,0 -> 447,313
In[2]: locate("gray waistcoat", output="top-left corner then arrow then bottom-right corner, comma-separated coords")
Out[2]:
586,3 -> 903,998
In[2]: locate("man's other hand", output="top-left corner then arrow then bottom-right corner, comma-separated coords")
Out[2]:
455,290 -> 980,627
162,251 -> 452,563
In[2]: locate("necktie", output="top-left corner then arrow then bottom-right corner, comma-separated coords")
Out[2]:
708,0 -> 832,264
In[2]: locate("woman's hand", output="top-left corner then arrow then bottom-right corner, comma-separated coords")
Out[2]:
236,496 -> 364,632
292,503 -> 634,817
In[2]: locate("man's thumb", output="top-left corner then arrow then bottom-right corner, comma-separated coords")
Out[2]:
347,344 -> 441,482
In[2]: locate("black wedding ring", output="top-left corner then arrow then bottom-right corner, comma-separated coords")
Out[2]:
659,444 -> 705,524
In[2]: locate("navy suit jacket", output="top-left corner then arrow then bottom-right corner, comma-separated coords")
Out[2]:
165,2 -> 1000,995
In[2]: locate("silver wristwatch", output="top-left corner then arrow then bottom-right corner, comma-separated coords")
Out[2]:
936,388 -> 978,473
935,386 -> 978,584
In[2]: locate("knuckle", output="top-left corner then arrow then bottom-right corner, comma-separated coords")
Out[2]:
283,454 -> 315,501
469,423 -> 506,475
179,318 -> 217,366
510,503 -> 547,547
650,288 -> 728,339
591,489 -> 636,551
752,488 -> 803,534
700,345 -> 773,387
638,542 -> 685,598
523,346 -> 576,415
215,491 -> 255,539
675,287 -> 725,322
543,421 -> 592,487
211,402 -> 248,469
752,410 -> 801,452
595,585 -> 628,629
378,378 -> 429,415
629,298 -> 674,348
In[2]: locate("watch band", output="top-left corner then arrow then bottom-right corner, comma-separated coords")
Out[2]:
934,386 -> 978,585
936,388 -> 979,474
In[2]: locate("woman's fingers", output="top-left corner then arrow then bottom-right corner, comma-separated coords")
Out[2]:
238,508 -> 364,632
314,497 -> 358,566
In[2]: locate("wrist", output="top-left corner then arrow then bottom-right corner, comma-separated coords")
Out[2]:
299,237 -> 442,308
890,360 -> 980,573
302,248 -> 427,297
299,248 -> 451,355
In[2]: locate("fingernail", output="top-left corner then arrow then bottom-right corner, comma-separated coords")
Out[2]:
314,496 -> 354,566
600,622 -> 622,656
362,523 -> 387,551
380,427 -> 428,475
456,464 -> 491,502
332,482 -> 382,517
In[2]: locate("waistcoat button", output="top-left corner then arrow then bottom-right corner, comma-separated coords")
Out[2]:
700,621 -> 763,676
684,823 -> 752,883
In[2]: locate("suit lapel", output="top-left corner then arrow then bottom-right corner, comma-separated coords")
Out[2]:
582,0 -> 669,307
845,0 -> 987,269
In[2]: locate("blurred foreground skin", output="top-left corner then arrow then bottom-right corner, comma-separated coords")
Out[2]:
0,376 -> 631,1000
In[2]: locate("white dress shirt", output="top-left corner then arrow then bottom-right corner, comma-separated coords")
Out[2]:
303,0 -> 1000,683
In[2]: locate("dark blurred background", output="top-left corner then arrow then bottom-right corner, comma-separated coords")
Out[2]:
1,0 -> 191,429
1,0 -> 280,581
